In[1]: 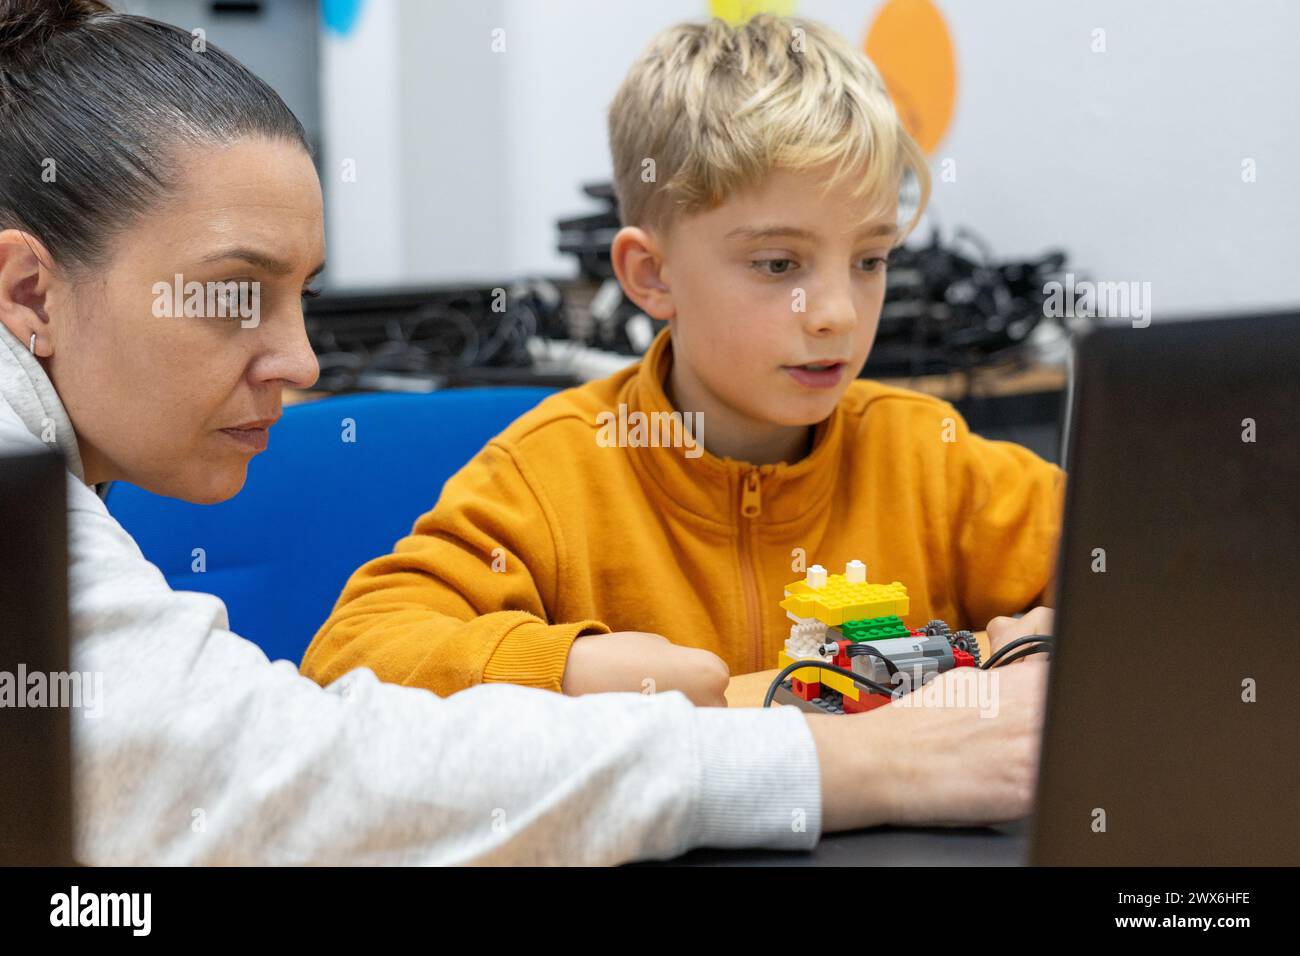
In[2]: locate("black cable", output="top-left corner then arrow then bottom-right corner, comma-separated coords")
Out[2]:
982,634 -> 1053,669
992,644 -> 1052,666
840,641 -> 902,677
763,658 -> 895,709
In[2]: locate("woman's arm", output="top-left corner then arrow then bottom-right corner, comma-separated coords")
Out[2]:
65,475 -> 823,864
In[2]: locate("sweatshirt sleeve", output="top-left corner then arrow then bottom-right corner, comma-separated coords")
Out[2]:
942,406 -> 1066,628
301,440 -> 605,696
66,478 -> 822,865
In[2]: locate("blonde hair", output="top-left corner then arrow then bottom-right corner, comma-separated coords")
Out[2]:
608,14 -> 931,241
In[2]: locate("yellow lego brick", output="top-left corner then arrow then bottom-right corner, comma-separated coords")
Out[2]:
821,668 -> 859,700
777,650 -> 859,701
781,575 -> 910,627
776,649 -> 821,685
778,592 -> 814,621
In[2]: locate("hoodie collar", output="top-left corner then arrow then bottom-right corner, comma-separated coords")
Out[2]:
0,323 -> 86,481
621,328 -> 843,527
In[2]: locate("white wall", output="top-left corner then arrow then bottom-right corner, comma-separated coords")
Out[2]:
321,0 -> 1300,315
319,0 -> 405,285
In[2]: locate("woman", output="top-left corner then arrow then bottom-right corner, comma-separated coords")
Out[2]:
0,0 -> 1047,864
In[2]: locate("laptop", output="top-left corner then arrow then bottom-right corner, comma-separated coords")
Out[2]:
0,448 -> 73,865
1031,311 -> 1300,865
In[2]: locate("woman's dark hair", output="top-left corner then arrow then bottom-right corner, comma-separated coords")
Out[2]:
0,0 -> 309,271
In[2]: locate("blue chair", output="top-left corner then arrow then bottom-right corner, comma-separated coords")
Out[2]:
106,388 -> 554,664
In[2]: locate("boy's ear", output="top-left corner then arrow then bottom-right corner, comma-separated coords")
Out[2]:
610,226 -> 675,321
0,230 -> 54,357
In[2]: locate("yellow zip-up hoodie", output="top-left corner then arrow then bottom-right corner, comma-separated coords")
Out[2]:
300,330 -> 1065,696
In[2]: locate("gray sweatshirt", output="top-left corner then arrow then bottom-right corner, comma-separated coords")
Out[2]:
0,326 -> 822,864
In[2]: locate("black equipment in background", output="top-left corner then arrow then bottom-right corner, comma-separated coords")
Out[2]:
304,282 -> 572,392
867,227 -> 1069,378
556,182 -> 620,282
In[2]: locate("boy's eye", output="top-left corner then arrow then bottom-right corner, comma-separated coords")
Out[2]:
753,258 -> 797,276
301,286 -> 322,300
858,256 -> 890,273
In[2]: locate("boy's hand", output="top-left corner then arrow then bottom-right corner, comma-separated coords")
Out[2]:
562,631 -> 731,707
986,606 -> 1055,658
807,660 -> 1050,831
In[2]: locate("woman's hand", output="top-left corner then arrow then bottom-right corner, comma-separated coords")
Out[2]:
562,631 -> 731,707
808,658 -> 1050,830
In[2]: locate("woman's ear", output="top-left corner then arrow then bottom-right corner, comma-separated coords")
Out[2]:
610,226 -> 675,321
0,230 -> 54,356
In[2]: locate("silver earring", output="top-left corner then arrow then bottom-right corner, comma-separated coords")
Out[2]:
29,333 -> 36,355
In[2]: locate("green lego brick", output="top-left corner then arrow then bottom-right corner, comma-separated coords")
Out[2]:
839,615 -> 911,642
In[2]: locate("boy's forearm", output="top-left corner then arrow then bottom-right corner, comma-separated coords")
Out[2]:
302,600 -> 594,696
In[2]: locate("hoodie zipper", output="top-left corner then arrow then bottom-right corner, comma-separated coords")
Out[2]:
738,469 -> 764,672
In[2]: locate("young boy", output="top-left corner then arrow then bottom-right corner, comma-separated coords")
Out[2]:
300,15 -> 1063,709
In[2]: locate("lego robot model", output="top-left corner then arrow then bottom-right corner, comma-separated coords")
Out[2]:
766,559 -> 981,714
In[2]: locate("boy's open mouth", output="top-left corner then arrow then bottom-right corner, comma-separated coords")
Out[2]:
782,361 -> 846,389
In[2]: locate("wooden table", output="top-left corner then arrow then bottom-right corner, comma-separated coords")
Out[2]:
877,365 -> 1066,402
725,631 -> 992,708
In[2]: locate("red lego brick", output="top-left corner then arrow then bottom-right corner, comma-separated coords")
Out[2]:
842,690 -> 891,714
791,678 -> 822,701
830,639 -> 852,670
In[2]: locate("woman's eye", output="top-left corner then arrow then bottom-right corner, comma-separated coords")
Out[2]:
858,256 -> 889,273
214,285 -> 243,319
753,258 -> 797,276
301,286 -> 322,300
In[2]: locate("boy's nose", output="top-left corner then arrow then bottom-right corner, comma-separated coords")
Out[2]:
802,284 -> 857,336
